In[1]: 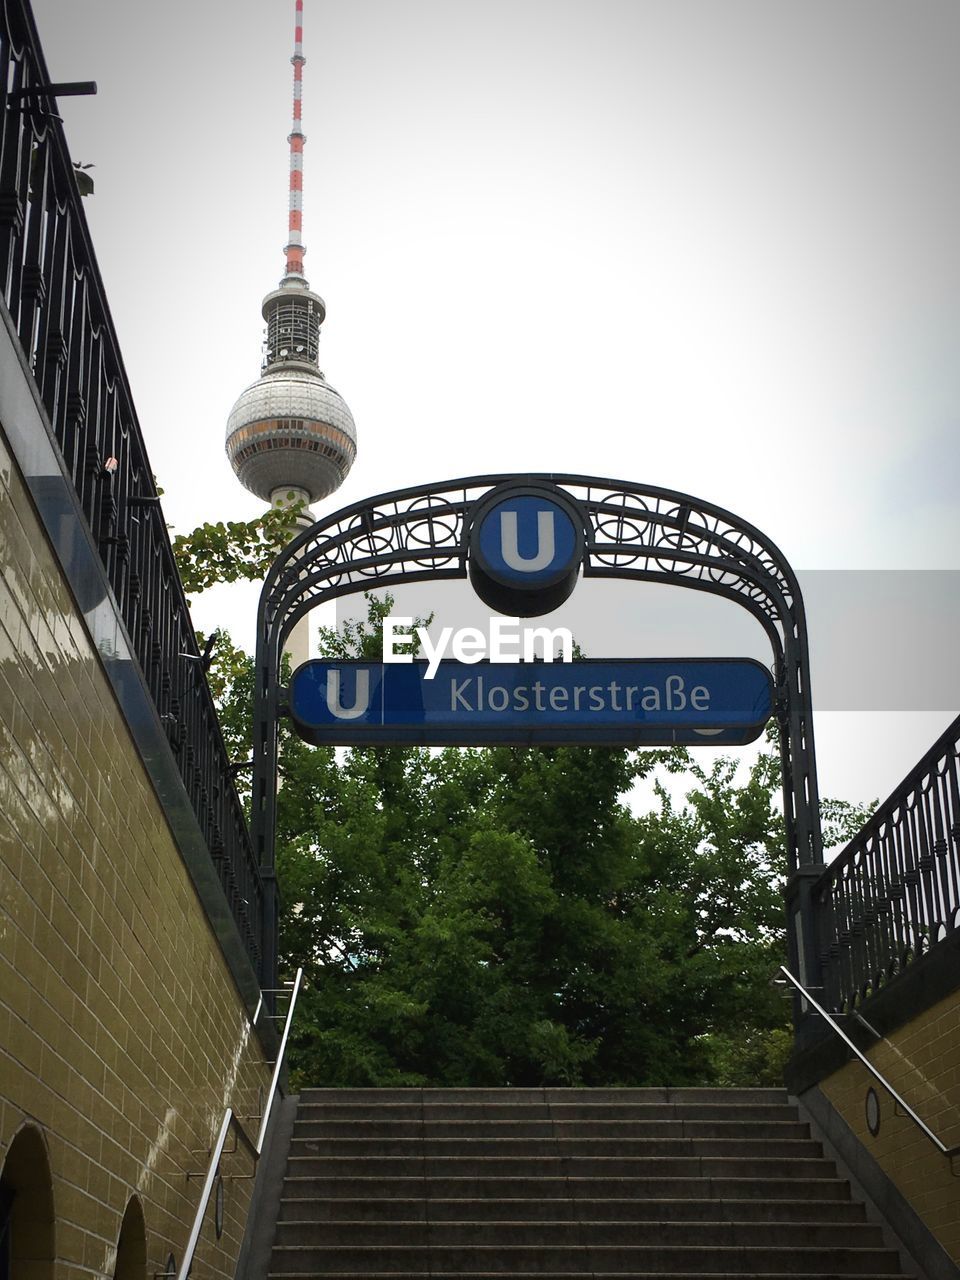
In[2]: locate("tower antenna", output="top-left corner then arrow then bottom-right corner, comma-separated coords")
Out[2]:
285,0 -> 306,282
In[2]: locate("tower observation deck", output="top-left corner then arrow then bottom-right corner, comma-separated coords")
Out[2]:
226,0 -> 356,510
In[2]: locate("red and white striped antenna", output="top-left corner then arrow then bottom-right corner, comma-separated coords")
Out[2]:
284,0 -> 306,282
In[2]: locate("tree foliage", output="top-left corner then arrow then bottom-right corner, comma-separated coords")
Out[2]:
172,500 -> 305,595
274,721 -> 801,1088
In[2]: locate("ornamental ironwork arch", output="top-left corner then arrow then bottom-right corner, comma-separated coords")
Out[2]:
252,474 -> 825,1011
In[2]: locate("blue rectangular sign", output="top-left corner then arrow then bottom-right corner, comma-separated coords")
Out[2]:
288,659 -> 773,747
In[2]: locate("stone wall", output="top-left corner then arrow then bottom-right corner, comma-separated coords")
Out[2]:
0,416 -> 272,1276
814,985 -> 960,1265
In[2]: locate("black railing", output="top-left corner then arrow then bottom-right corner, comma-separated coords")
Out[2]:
0,1 -> 262,971
814,714 -> 960,1013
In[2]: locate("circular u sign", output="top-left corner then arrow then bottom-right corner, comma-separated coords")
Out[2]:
468,483 -> 586,616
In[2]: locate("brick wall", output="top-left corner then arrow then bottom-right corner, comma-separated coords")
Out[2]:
819,987 -> 960,1263
0,422 -> 272,1277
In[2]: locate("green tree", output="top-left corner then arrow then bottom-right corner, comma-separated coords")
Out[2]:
273,722 -> 799,1085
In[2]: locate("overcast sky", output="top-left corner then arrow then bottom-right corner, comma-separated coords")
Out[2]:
30,0 -> 960,808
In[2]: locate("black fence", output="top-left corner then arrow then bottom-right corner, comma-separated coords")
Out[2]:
814,714 -> 960,1013
0,2 -> 262,971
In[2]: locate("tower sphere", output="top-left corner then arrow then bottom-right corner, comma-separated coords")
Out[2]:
225,281 -> 357,504
225,368 -> 356,505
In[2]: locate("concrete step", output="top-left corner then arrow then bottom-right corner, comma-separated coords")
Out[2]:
294,1102 -> 802,1122
296,1087 -> 791,1104
288,1136 -> 824,1159
268,1243 -> 900,1273
277,1197 -> 866,1224
278,1175 -> 854,1202
269,1274 -> 907,1280
283,1155 -> 839,1179
291,1119 -> 812,1140
273,1219 -> 884,1248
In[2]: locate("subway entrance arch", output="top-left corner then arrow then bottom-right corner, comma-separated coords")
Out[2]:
252,473 -> 825,1009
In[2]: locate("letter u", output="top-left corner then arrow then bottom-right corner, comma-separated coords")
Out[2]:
500,510 -> 555,572
327,669 -> 370,720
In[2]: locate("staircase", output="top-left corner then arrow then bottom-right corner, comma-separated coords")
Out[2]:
264,1087 -> 909,1277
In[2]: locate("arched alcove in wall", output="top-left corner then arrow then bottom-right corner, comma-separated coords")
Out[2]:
0,1124 -> 56,1280
112,1196 -> 146,1280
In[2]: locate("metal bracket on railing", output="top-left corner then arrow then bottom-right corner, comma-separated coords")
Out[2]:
771,975 -> 824,1001
9,80 -> 98,100
837,1010 -> 882,1040
259,983 -> 298,1019
190,1129 -> 242,1163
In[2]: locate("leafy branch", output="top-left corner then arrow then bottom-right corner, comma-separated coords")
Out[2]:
171,499 -> 306,595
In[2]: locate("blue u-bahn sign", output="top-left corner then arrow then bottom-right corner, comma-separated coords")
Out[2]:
288,659 -> 773,747
468,483 -> 586,616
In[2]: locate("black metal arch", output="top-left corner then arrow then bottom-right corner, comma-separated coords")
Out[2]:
253,474 -> 825,1009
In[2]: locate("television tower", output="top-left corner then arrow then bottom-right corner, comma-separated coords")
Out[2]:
226,0 -> 357,656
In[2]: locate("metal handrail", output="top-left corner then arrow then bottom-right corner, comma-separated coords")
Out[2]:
175,968 -> 303,1280
256,968 -> 304,1152
176,1110 -> 232,1280
779,965 -> 959,1159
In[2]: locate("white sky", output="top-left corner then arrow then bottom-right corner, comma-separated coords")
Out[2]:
31,0 -> 959,810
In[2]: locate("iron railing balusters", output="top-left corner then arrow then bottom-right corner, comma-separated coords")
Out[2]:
814,716 -> 960,1012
